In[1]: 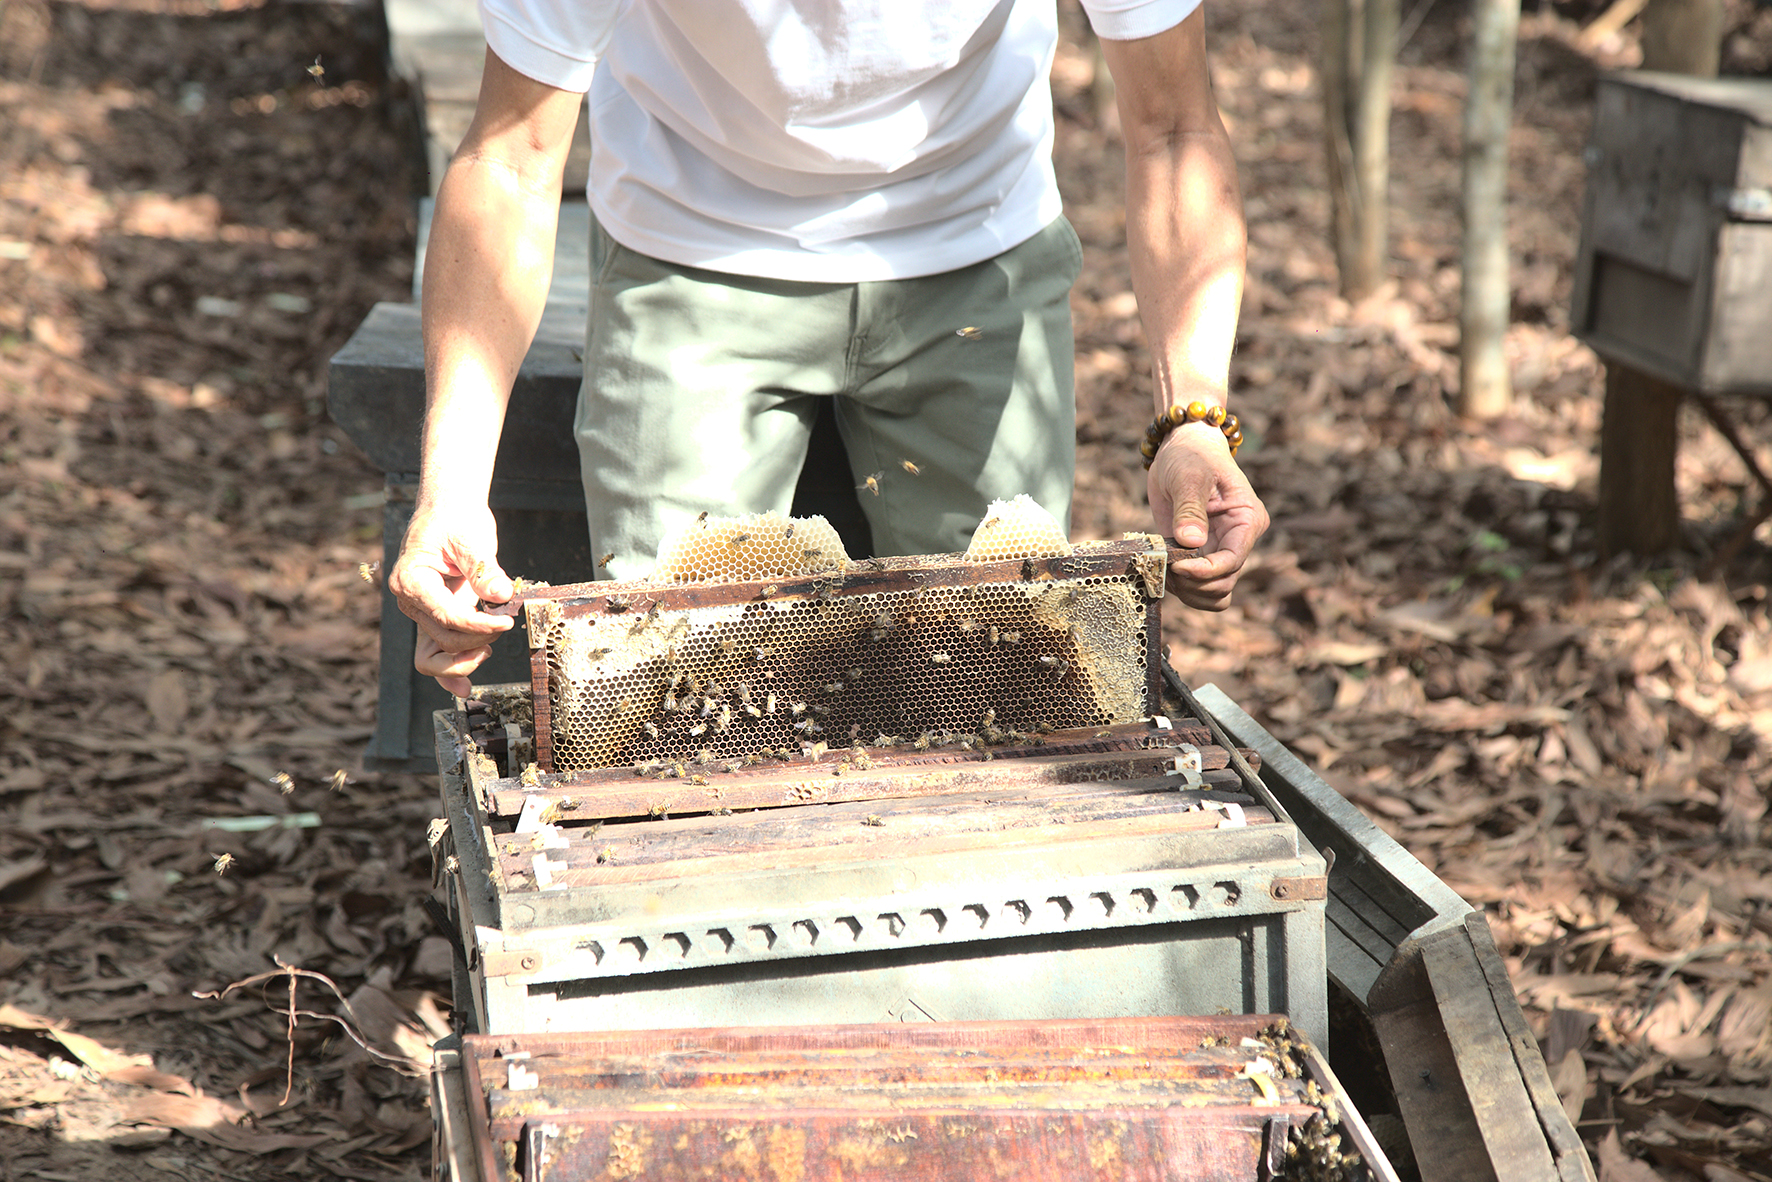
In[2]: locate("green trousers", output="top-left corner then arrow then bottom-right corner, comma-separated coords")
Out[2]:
575,216 -> 1081,579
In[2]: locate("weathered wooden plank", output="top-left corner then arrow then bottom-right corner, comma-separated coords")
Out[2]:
1421,930 -> 1560,1181
1463,914 -> 1598,1181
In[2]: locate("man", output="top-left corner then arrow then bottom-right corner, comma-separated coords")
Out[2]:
391,0 -> 1269,698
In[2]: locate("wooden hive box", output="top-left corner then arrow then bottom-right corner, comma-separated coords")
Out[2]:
430,1014 -> 1397,1182
1571,71 -> 1772,395
431,694 -> 1329,1044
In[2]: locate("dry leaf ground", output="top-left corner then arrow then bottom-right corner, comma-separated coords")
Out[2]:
2,0 -> 1771,1179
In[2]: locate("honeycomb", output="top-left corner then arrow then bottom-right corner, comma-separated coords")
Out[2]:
527,547 -> 1160,775
963,494 -> 1073,561
655,512 -> 849,582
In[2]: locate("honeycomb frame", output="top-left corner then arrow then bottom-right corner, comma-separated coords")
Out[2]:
506,538 -> 1174,776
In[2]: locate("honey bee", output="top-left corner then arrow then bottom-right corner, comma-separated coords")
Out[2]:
863,815 -> 884,827
761,584 -> 778,598
597,847 -> 618,864
1002,630 -> 1021,644
765,691 -> 777,715
790,700 -> 806,715
1021,558 -> 1036,581
729,533 -> 750,547
663,692 -> 678,712
958,619 -> 978,634
716,705 -> 733,732
357,560 -> 380,585
914,732 -> 933,751
689,722 -> 708,737
784,522 -> 796,539
599,552 -> 615,569
822,681 -> 844,695
848,667 -> 863,680
213,852 -> 234,874
588,646 -> 612,660
270,771 -> 294,795
606,598 -> 630,612
643,720 -> 660,739
981,708 -> 996,728
930,652 -> 951,665
1039,655 -> 1059,668
329,769 -> 348,792
754,645 -> 773,661
956,326 -> 984,340
859,472 -> 883,496
900,459 -> 921,476
803,548 -> 823,561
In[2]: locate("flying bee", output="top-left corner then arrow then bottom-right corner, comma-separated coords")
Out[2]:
765,691 -> 777,715
790,700 -> 806,715
307,55 -> 324,80
823,681 -> 844,695
803,548 -> 823,561
588,646 -> 612,661
729,533 -> 750,547
859,472 -> 883,497
754,645 -> 773,662
663,691 -> 678,712
761,584 -> 778,598
689,722 -> 707,736
1002,630 -> 1021,644
357,560 -> 379,585
643,720 -> 660,739
784,521 -> 795,539
958,619 -> 978,634
930,652 -> 951,665
696,748 -> 716,764
695,511 -> 709,525
270,771 -> 294,795
597,847 -> 618,864
863,815 -> 884,827
716,705 -> 732,732
598,552 -> 614,569
1039,654 -> 1059,667
900,459 -> 921,476
744,703 -> 762,718
213,852 -> 234,874
956,325 -> 984,340
720,638 -> 736,654
847,667 -> 863,681
329,769 -> 348,792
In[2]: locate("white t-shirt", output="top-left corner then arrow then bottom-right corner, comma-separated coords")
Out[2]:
479,0 -> 1201,281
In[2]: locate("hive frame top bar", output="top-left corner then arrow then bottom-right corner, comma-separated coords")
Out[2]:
505,538 -> 1178,775
495,536 -> 1173,614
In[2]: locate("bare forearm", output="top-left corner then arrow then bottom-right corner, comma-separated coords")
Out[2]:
1123,125 -> 1246,419
419,152 -> 564,510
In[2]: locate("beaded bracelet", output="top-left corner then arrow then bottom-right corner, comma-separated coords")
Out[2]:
1139,400 -> 1242,469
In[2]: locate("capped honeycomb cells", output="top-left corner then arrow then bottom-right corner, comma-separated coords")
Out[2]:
654,512 -> 849,583
964,494 -> 1073,562
539,574 -> 1150,774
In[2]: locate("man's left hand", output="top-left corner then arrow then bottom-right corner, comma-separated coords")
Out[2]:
1146,421 -> 1269,610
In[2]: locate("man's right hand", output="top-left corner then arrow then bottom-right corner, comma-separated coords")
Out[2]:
388,503 -> 515,698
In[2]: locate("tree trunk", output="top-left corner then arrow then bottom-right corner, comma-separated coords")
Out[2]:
1458,0 -> 1519,419
1320,0 -> 1396,300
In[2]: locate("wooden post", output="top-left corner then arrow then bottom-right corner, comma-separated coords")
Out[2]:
1597,365 -> 1682,555
1458,0 -> 1519,419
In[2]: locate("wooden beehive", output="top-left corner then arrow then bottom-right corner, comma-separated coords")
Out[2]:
431,1015 -> 1397,1182
1571,71 -> 1772,395
431,691 -> 1329,1042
